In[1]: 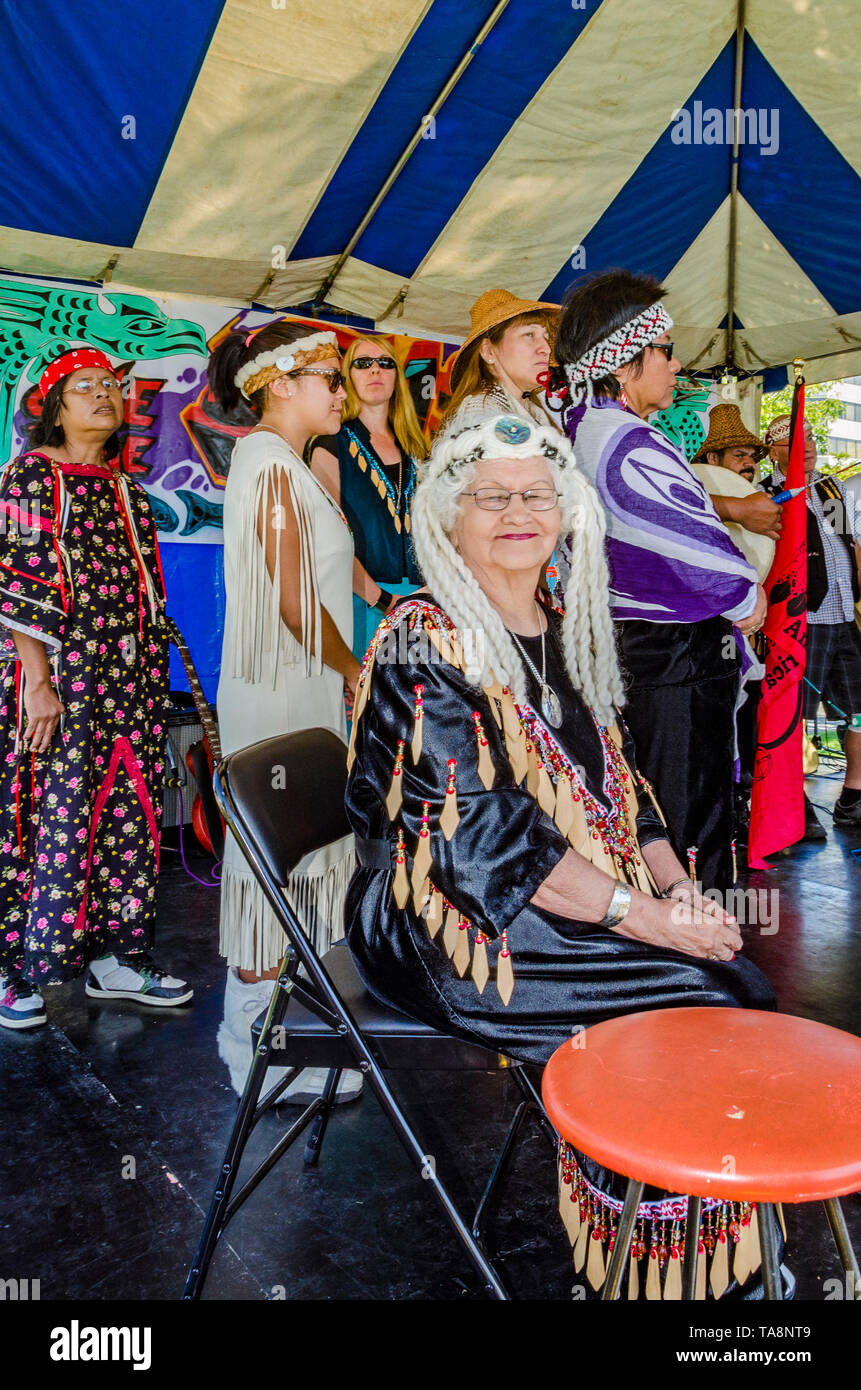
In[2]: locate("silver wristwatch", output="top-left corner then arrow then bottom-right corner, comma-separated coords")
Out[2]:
598,882 -> 631,928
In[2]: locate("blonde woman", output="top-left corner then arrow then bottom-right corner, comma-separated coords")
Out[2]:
309,335 -> 427,658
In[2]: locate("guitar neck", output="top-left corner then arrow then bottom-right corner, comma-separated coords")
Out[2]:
165,617 -> 222,761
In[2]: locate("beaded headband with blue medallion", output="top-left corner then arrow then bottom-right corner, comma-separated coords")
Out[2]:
429,414 -> 576,483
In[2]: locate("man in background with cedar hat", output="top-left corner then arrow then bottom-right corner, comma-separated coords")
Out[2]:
691,405 -> 778,852
693,403 -> 782,547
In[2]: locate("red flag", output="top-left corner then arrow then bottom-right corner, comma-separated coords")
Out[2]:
747,380 -> 807,867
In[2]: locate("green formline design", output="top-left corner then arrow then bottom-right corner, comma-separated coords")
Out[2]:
0,279 -> 208,460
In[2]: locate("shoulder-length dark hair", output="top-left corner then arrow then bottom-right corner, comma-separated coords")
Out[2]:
551,269 -> 667,401
28,379 -> 122,460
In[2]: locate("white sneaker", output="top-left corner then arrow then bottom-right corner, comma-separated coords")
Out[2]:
85,952 -> 193,1006
217,967 -> 362,1105
0,972 -> 47,1030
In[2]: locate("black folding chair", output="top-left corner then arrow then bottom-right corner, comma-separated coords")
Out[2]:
183,729 -> 555,1301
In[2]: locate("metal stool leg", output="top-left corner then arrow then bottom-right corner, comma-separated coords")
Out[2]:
682,1195 -> 702,1300
824,1198 -> 861,1300
601,1179 -> 644,1300
758,1203 -> 783,1300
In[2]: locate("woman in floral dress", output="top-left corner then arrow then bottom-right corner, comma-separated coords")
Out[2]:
0,347 -> 191,1029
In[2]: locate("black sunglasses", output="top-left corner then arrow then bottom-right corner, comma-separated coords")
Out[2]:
351,356 -> 397,371
288,367 -> 345,393
650,341 -> 675,361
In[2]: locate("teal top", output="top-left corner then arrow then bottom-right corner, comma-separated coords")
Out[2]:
313,419 -> 421,586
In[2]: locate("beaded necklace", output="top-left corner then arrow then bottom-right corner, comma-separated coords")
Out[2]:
357,597 -> 641,869
344,425 -> 416,535
515,699 -> 642,871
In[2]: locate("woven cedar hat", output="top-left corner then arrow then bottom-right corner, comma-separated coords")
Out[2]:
449,288 -> 559,389
693,403 -> 767,463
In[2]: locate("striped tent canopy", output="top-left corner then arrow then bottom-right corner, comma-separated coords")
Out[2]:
1,0 -> 860,390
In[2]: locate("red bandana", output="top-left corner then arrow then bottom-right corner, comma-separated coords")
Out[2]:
39,348 -> 118,400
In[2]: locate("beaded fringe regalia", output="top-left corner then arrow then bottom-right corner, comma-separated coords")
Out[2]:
348,597 -> 771,1299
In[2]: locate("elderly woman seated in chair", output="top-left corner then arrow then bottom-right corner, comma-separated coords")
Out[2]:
344,414 -> 779,1299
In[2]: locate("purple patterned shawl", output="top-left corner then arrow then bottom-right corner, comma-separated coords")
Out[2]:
565,398 -> 757,624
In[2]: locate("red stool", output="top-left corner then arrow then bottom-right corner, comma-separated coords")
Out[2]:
542,1008 -> 861,1300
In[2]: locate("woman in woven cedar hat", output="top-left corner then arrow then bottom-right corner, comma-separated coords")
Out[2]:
546,271 -> 767,894
437,288 -> 559,438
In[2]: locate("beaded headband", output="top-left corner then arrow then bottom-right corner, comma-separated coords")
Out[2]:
429,414 -> 575,483
235,330 -> 338,399
564,301 -> 673,387
764,417 -> 792,445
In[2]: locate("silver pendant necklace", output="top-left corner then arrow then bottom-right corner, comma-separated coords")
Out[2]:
508,600 -> 564,728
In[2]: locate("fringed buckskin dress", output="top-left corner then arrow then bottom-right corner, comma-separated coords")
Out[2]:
344,594 -> 776,1299
217,430 -> 355,973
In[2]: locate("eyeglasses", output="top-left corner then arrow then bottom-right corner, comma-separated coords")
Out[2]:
649,342 -> 675,361
63,377 -> 121,394
288,367 -> 345,393
351,356 -> 397,371
461,487 -> 560,512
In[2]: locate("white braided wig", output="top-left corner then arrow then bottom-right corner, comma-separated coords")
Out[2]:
411,415 -> 625,726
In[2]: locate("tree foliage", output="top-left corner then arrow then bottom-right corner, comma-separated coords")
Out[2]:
760,381 -> 853,475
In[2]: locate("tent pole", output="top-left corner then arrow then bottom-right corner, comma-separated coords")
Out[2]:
725,0 -> 746,370
312,0 -> 511,310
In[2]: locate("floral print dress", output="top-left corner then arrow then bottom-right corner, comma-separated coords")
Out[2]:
0,452 -> 168,985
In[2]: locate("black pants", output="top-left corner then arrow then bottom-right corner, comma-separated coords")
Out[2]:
617,617 -> 741,892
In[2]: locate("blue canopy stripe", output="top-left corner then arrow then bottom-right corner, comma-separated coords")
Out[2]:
0,0 -> 858,382
0,0 -> 225,247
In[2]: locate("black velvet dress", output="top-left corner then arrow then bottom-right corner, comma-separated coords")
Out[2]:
345,600 -> 774,1064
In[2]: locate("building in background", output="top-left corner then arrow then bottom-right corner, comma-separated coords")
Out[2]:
824,377 -> 861,462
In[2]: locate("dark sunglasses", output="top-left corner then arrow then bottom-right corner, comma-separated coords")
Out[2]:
650,341 -> 675,361
351,356 -> 397,371
288,367 -> 345,393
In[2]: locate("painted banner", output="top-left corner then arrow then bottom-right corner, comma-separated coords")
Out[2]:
0,274 -> 457,699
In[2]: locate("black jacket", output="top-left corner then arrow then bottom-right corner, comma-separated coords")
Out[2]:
760,472 -> 859,613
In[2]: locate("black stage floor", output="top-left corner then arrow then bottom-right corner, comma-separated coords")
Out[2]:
3,768 -> 860,1304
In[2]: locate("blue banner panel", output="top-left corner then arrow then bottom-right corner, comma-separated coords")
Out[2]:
161,541 -> 225,707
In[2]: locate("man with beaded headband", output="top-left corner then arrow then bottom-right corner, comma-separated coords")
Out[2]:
548,271 -> 767,892
344,412 -> 777,1298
